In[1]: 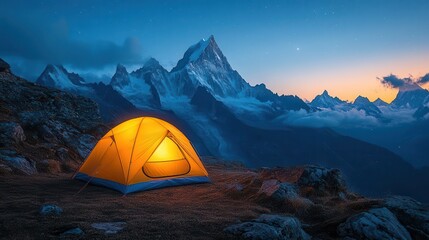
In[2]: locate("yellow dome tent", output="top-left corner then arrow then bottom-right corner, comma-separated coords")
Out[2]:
74,117 -> 209,194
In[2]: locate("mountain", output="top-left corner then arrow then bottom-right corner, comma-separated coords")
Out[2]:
110,63 -> 161,109
413,95 -> 429,119
170,35 -> 249,97
109,36 -> 309,124
391,83 -> 429,108
36,65 -> 86,90
171,35 -> 308,104
353,96 -> 382,117
168,36 -> 309,121
310,90 -> 347,109
36,64 -> 139,123
373,98 -> 389,107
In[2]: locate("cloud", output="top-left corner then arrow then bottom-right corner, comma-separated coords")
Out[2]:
275,108 -> 380,128
378,73 -> 429,88
276,106 -> 415,129
417,73 -> 429,84
377,74 -> 412,89
0,16 -> 145,70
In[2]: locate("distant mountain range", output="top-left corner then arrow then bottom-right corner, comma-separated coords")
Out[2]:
30,35 -> 429,201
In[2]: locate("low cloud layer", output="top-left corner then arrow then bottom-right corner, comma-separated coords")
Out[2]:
277,109 -> 379,128
0,17 -> 144,70
277,106 -> 415,129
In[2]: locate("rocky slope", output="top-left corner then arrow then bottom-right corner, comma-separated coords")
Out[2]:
0,59 -> 106,175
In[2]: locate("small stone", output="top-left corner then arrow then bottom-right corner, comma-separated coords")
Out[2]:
39,204 -> 63,216
91,222 -> 126,234
60,227 -> 84,237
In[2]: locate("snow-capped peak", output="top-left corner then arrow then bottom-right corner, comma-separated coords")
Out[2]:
143,57 -> 162,69
353,96 -> 370,105
322,90 -> 330,96
36,64 -> 85,90
171,35 -> 223,72
392,83 -> 429,108
310,90 -> 345,109
188,36 -> 213,62
110,64 -> 130,88
373,98 -> 389,107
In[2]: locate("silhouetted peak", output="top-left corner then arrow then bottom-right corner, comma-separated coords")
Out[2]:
116,64 -> 128,74
354,96 -> 370,105
143,57 -> 161,68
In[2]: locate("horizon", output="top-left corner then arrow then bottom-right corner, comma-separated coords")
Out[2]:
1,0 -> 429,102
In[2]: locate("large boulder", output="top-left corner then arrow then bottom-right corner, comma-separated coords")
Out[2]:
384,196 -> 429,239
224,214 -> 310,240
337,207 -> 411,240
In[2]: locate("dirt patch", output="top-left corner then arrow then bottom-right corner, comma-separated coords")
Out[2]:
0,165 -> 269,239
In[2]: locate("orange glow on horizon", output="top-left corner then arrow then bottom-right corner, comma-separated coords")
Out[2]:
256,50 -> 429,103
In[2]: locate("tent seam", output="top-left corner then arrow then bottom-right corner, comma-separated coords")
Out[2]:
111,131 -> 127,184
125,117 -> 145,188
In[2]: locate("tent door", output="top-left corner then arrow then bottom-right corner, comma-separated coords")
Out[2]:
142,136 -> 190,178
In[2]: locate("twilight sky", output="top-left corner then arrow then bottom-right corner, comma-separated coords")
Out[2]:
1,0 -> 429,102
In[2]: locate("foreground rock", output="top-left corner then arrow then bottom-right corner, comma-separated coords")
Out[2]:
39,204 -> 63,216
384,196 -> 429,239
337,207 -> 412,240
224,214 -> 310,240
258,165 -> 347,197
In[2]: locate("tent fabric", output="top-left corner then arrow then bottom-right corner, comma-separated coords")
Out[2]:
74,117 -> 209,194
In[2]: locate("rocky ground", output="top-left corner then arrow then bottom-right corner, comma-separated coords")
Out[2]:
1,160 -> 428,239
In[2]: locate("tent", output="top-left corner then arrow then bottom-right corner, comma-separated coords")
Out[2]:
74,117 -> 209,194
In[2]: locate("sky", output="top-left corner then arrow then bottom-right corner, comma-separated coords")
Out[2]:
1,0 -> 429,102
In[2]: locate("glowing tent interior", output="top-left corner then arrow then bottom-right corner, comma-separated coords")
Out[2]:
73,117 -> 209,194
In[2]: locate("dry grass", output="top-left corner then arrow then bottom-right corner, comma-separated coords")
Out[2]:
0,165 -> 269,240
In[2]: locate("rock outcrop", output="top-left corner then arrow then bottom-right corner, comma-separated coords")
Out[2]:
0,58 -> 106,174
384,196 -> 429,239
337,207 -> 412,240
